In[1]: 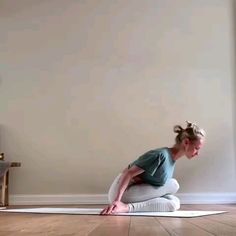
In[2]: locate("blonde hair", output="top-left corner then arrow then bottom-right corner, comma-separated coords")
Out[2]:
174,121 -> 206,144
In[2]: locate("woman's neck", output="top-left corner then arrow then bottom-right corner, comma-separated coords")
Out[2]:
169,145 -> 185,161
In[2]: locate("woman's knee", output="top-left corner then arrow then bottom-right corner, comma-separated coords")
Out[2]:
107,174 -> 122,204
167,178 -> 180,194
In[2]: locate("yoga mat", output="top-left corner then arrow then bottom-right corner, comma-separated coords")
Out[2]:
0,208 -> 227,218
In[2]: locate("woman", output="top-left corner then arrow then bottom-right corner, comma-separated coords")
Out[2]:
101,121 -> 205,215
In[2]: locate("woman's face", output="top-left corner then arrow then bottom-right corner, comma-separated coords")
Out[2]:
184,138 -> 204,159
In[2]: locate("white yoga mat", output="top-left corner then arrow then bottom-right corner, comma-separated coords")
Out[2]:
0,208 -> 226,218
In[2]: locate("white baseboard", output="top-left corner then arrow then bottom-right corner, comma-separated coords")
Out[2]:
176,193 -> 236,204
9,193 -> 236,205
9,194 -> 108,205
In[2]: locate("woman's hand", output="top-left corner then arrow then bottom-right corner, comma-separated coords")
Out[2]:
100,201 -> 129,215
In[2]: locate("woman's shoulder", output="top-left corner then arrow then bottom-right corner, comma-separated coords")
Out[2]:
153,147 -> 169,154
152,147 -> 171,159
136,147 -> 169,161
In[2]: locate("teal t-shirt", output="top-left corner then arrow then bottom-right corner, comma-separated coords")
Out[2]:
128,147 -> 175,186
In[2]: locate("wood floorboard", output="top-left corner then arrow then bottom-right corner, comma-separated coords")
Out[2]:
186,217 -> 236,236
88,216 -> 130,236
129,216 -> 170,236
202,214 -> 236,228
156,217 -> 214,236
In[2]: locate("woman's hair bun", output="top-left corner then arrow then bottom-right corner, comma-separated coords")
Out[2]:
173,125 -> 184,134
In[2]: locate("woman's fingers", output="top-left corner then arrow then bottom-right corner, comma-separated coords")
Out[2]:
100,209 -> 106,215
100,206 -> 109,215
100,204 -> 114,215
100,202 -> 121,215
107,204 -> 116,215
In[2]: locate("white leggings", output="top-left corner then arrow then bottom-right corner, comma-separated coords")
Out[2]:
108,173 -> 180,212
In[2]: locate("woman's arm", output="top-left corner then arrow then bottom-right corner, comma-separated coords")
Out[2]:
113,165 -> 144,201
100,165 -> 144,215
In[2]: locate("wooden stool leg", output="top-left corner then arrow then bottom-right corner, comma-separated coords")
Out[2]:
5,171 -> 9,206
1,171 -> 9,206
1,174 -> 6,206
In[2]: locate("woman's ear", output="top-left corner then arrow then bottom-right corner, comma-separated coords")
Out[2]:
182,138 -> 190,147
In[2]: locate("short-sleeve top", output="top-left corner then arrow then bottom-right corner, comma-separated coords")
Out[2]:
128,147 -> 175,186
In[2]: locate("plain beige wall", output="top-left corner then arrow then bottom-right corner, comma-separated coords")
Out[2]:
0,0 -> 235,195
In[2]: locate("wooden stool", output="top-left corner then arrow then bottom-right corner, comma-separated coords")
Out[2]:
0,153 -> 21,206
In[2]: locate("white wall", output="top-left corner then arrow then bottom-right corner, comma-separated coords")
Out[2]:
0,0 -> 235,200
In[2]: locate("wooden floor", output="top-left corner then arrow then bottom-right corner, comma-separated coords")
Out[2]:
0,204 -> 236,235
